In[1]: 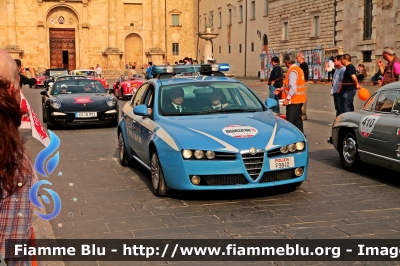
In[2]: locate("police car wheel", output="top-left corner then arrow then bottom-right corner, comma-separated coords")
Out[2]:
151,151 -> 168,197
118,131 -> 130,166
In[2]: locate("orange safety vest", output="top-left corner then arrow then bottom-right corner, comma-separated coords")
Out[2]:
282,65 -> 306,104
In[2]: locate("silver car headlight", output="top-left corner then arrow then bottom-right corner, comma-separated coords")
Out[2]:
50,99 -> 61,109
106,96 -> 117,107
182,149 -> 192,159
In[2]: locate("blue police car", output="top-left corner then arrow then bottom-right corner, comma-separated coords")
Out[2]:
117,64 -> 308,196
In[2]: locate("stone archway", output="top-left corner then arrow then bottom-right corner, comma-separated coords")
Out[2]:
262,34 -> 268,53
125,33 -> 143,69
46,6 -> 79,70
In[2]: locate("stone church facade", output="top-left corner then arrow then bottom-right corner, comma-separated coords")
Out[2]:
1,0 -> 198,76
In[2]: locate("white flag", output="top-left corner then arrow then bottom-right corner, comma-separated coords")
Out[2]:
20,92 -> 50,147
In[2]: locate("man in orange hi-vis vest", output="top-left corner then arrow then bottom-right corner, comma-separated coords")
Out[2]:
274,52 -> 306,133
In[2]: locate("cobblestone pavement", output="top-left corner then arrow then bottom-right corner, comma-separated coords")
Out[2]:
22,79 -> 400,266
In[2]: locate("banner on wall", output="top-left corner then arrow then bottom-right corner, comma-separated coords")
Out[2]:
313,49 -> 323,80
259,53 -> 266,79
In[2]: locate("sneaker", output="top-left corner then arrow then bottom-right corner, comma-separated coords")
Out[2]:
272,112 -> 280,116
328,123 -> 333,126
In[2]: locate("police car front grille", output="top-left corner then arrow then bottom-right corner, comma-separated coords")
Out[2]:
199,174 -> 248,186
241,152 -> 264,180
260,169 -> 296,183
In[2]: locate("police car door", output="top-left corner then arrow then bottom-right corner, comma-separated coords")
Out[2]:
127,84 -> 149,157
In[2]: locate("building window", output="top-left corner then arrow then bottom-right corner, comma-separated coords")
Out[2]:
364,0 -> 372,40
363,51 -> 372,62
239,44 -> 242,53
219,11 -> 222,27
313,16 -> 320,36
172,14 -> 180,26
229,9 -> 232,25
283,22 -> 288,40
239,5 -> 243,22
172,43 -> 179,55
251,42 -> 254,52
204,18 -> 207,30
265,0 -> 269,16
228,45 -> 231,54
209,11 -> 214,30
251,1 -> 255,19
219,46 -> 221,54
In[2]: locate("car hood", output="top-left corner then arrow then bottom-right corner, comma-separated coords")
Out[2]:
158,112 -> 305,151
53,93 -> 111,108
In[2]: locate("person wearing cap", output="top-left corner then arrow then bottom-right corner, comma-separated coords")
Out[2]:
60,84 -> 68,94
207,58 -> 215,64
163,88 -> 189,113
203,90 -> 228,110
14,59 -> 36,88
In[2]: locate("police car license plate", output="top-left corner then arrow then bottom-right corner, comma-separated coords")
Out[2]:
269,157 -> 294,170
75,112 -> 97,118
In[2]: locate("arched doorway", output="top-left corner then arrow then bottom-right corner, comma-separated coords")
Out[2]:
125,33 -> 143,69
262,34 -> 268,53
46,6 -> 79,70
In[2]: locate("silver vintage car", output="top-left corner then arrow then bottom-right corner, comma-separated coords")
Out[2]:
328,83 -> 400,172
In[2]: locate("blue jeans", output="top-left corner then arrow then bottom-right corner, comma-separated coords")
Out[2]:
333,93 -> 345,117
343,90 -> 357,112
269,85 -> 280,113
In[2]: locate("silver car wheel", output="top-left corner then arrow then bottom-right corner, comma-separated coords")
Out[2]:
151,153 -> 160,190
343,137 -> 357,164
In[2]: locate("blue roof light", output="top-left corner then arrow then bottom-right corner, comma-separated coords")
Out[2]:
218,63 -> 230,71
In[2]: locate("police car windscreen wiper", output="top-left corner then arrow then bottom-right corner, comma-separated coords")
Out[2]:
219,109 -> 258,113
162,112 -> 193,116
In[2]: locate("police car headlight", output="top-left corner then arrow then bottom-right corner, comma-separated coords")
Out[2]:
288,144 -> 296,152
280,146 -> 289,154
50,99 -> 61,109
106,96 -> 117,107
296,142 -> 305,151
194,150 -> 204,159
182,149 -> 192,159
205,151 -> 215,159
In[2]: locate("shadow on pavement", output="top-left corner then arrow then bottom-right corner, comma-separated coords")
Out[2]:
309,148 -> 400,188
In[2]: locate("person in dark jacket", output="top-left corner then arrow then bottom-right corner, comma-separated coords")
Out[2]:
14,59 -> 35,88
268,56 -> 283,114
296,53 -> 309,120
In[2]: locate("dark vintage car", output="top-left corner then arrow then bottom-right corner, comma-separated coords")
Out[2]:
41,79 -> 118,129
112,74 -> 145,100
328,83 -> 400,172
34,71 -> 46,88
44,68 -> 69,89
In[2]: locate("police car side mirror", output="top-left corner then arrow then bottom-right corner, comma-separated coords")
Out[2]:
133,104 -> 149,116
265,98 -> 278,109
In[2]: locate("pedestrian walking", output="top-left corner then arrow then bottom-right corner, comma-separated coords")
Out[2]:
267,56 -> 283,115
325,56 -> 335,82
96,64 -> 103,78
331,55 -> 346,118
296,53 -> 309,121
377,46 -> 400,85
274,52 -> 306,133
340,54 -> 361,112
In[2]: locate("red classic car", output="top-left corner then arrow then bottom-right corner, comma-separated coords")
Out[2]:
35,71 -> 46,88
69,69 -> 109,89
112,74 -> 144,100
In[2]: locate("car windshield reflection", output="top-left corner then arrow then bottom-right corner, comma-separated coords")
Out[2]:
51,80 -> 107,95
159,82 -> 265,116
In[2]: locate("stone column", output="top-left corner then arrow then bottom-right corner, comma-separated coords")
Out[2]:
7,0 -> 16,45
102,0 -> 123,76
4,0 -> 23,58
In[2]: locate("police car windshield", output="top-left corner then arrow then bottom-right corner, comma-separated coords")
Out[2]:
159,82 -> 265,116
51,80 -> 106,95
